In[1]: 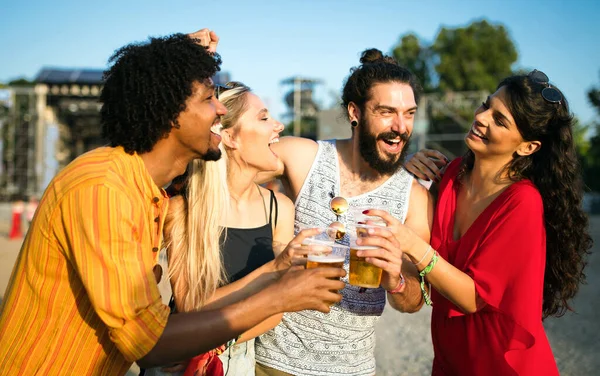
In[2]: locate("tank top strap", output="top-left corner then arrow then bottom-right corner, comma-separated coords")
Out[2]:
268,189 -> 278,229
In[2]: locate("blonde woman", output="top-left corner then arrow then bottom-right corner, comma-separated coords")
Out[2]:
148,82 -> 298,376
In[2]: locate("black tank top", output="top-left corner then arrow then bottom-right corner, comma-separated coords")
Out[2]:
221,189 -> 278,283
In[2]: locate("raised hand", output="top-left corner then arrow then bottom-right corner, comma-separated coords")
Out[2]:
187,28 -> 219,54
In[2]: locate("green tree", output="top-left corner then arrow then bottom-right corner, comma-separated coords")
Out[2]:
8,78 -> 35,86
434,20 -> 517,93
588,81 -> 600,112
573,119 -> 590,157
583,71 -> 600,191
392,19 -> 517,94
281,118 -> 318,140
392,33 -> 433,92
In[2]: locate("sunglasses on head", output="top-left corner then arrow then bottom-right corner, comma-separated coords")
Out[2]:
327,194 -> 349,241
214,84 -> 233,100
528,70 -> 562,105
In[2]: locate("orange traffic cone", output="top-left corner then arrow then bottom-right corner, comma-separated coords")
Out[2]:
8,200 -> 24,240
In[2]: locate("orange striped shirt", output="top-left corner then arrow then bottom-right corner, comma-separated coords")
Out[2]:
0,146 -> 171,375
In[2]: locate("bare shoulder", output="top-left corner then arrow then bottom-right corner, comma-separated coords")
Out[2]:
409,178 -> 431,204
279,136 -> 318,150
276,136 -> 319,164
273,137 -> 321,199
269,189 -> 296,246
273,190 -> 295,218
256,136 -> 320,186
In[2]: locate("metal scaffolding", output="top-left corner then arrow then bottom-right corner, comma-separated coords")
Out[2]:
0,87 -> 38,200
0,68 -> 232,201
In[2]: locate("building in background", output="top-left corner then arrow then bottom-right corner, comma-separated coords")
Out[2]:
280,76 -> 322,140
0,68 -> 230,201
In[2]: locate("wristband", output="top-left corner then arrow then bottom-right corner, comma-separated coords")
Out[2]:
225,334 -> 241,349
386,273 -> 406,294
419,251 -> 438,306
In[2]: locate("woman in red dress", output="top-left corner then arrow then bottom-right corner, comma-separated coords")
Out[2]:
359,71 -> 592,375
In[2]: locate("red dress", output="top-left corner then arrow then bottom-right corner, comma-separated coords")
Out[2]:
430,159 -> 559,376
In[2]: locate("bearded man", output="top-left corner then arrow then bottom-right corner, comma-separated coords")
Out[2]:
254,48 -> 434,376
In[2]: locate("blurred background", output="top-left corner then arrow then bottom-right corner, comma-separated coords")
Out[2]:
1,0 -> 600,202
1,1 -> 599,375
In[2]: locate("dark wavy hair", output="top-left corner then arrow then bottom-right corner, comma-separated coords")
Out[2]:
461,73 -> 592,318
341,48 -> 422,120
100,33 -> 222,154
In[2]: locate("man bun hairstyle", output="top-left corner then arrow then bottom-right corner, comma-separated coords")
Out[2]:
341,48 -> 422,119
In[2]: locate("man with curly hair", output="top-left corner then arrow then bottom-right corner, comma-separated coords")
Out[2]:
0,30 -> 345,375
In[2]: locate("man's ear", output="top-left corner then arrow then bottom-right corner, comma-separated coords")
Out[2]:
348,102 -> 361,124
220,129 -> 238,149
516,140 -> 541,157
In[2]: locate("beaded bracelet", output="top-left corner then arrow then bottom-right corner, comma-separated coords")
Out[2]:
419,250 -> 439,306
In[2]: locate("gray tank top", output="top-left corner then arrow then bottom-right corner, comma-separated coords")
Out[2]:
255,140 -> 414,375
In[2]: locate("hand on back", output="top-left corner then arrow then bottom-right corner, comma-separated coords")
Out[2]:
404,149 -> 449,182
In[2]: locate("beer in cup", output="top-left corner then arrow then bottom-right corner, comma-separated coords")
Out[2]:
306,244 -> 349,269
349,240 -> 383,288
354,223 -> 392,238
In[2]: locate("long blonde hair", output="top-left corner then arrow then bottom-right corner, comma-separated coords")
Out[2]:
167,82 -> 252,312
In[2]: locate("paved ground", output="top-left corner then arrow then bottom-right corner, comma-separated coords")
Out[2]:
1,205 -> 598,375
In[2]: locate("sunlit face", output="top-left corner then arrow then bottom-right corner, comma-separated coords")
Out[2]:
466,86 -> 526,161
172,80 -> 227,161
356,82 -> 417,174
230,93 -> 284,171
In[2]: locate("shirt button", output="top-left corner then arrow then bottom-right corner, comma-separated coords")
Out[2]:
152,247 -> 159,252
152,197 -> 160,204
154,216 -> 160,223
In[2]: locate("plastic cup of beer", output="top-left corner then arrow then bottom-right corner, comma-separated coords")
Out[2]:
299,237 -> 334,259
296,224 -> 339,244
349,239 -> 383,288
354,223 -> 392,238
306,244 -> 348,270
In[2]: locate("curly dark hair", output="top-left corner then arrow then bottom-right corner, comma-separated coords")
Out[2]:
100,33 -> 222,154
461,73 -> 592,319
341,48 -> 422,119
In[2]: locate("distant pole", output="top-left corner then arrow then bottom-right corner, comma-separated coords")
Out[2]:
293,77 -> 301,136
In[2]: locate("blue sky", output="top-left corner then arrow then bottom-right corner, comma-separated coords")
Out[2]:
1,0 -> 599,126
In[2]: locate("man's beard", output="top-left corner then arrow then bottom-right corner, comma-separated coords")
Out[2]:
201,147 -> 222,161
358,119 -> 411,175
